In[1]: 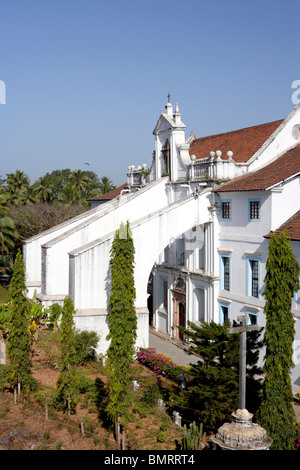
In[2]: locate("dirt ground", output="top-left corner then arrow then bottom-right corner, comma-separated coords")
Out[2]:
0,340 -> 186,451
3,331 -> 298,451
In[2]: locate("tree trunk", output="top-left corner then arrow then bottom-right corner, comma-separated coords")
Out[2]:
115,416 -> 120,444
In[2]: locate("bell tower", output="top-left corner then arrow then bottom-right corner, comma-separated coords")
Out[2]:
151,95 -> 191,182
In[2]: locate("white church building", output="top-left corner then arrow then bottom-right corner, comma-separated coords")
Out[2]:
23,98 -> 300,389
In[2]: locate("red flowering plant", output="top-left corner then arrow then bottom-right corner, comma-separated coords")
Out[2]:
137,347 -> 186,382
294,427 -> 300,450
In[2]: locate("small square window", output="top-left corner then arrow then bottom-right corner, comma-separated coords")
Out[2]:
248,312 -> 258,325
222,201 -> 231,219
250,201 -> 259,219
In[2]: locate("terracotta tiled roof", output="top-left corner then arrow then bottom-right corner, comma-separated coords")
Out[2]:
87,183 -> 127,201
189,120 -> 283,163
264,210 -> 300,241
214,144 -> 300,192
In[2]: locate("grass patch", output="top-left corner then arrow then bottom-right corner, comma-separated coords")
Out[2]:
0,284 -> 9,303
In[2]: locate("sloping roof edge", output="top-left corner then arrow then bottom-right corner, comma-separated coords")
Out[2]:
87,183 -> 127,201
264,210 -> 300,241
213,143 -> 300,193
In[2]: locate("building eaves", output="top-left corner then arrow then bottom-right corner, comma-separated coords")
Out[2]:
264,210 -> 300,241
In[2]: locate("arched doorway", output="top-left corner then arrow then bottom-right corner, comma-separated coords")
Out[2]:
172,276 -> 186,341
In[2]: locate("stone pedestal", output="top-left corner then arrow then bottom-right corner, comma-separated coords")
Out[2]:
210,409 -> 273,450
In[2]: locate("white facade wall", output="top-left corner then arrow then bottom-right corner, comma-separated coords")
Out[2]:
73,310 -> 149,358
270,177 -> 300,231
23,99 -> 300,382
26,178 -> 170,301
152,179 -> 300,381
248,107 -> 300,172
23,208 -> 103,296
70,189 -> 212,312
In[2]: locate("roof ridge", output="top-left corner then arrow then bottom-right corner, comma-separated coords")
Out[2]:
195,119 -> 284,141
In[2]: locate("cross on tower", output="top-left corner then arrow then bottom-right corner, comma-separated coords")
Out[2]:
227,315 -> 260,410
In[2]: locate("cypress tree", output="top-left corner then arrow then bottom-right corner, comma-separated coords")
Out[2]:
258,231 -> 300,450
106,221 -> 137,424
57,296 -> 78,415
7,249 -> 33,394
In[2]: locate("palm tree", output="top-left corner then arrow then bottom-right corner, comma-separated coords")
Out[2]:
33,176 -> 55,203
6,170 -> 30,191
99,176 -> 115,194
58,186 -> 79,205
0,191 -> 18,254
5,170 -> 31,206
68,170 -> 90,197
22,186 -> 39,204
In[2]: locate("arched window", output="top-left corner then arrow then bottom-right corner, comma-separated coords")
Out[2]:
162,139 -> 170,176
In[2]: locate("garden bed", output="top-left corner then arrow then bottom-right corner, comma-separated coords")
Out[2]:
0,330 -> 188,451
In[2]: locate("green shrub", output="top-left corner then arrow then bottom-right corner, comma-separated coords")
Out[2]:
0,365 -> 8,391
157,431 -> 166,443
160,421 -> 170,432
133,401 -> 148,418
142,382 -> 160,407
74,330 -> 99,365
47,303 -> 62,328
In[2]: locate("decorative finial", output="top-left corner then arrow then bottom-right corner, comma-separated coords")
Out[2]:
167,93 -> 171,103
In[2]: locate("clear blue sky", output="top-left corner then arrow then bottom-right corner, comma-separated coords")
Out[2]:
0,0 -> 299,187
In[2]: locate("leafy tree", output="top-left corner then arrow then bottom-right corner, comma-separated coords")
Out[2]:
257,231 -> 300,450
177,320 -> 240,429
6,249 -> 34,394
32,169 -> 72,201
9,202 -> 86,247
84,170 -> 103,193
0,175 -> 6,188
177,319 -> 262,431
105,221 -> 137,424
56,296 -> 78,415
